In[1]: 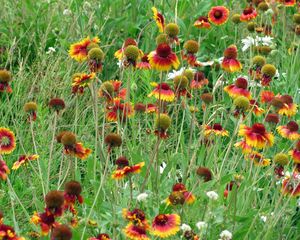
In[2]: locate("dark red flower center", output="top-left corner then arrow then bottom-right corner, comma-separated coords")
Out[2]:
252,123 -> 266,135
155,214 -> 168,225
159,83 -> 171,90
214,10 -> 223,19
156,44 -> 171,58
265,114 -> 279,124
141,54 -> 149,63
198,16 -> 209,22
124,38 -> 137,47
212,123 -> 223,131
172,183 -> 186,191
243,7 -> 254,15
132,225 -> 146,235
287,121 -> 299,132
235,78 -> 248,89
40,212 -> 55,225
194,71 -> 205,81
115,156 -> 129,167
131,209 -> 146,221
281,95 -> 293,104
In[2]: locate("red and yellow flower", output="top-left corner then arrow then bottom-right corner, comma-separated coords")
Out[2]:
99,80 -> 126,102
72,73 -> 95,94
208,6 -> 230,25
64,181 -> 83,215
0,160 -> 10,181
106,98 -> 134,122
112,161 -> 145,180
260,90 -> 274,104
222,45 -> 242,73
12,154 -> 39,170
151,214 -> 180,238
0,224 -> 25,240
0,127 -> 16,155
246,151 -> 271,166
88,234 -> 111,240
282,173 -> 300,197
31,211 -> 59,236
137,54 -> 151,70
190,71 -> 209,89
204,123 -> 229,137
148,82 -> 175,102
239,123 -> 274,149
148,44 -> 180,71
114,38 -> 143,61
240,6 -> 258,21
224,77 -> 251,99
152,7 -> 165,33
69,36 -> 100,62
289,141 -> 300,163
123,223 -> 150,240
64,142 -> 92,160
277,121 -> 300,140
234,140 -> 252,154
194,16 -> 211,29
279,0 -> 296,6
166,183 -> 195,205
277,95 -> 298,117
249,100 -> 265,116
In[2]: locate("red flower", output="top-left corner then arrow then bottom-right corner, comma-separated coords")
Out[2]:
208,6 -> 230,25
260,90 -> 274,104
0,127 -> 16,155
152,7 -> 165,32
249,100 -> 265,116
240,6 -> 258,21
69,37 -> 100,62
224,77 -> 251,99
148,44 -> 180,71
148,82 -> 175,102
0,224 -> 25,240
204,123 -> 229,137
277,121 -> 300,140
151,214 -> 180,238
106,98 -> 134,122
282,173 -> 300,197
137,54 -> 151,69
72,73 -> 95,94
31,211 -> 59,236
221,45 -> 242,73
112,162 -> 145,180
190,71 -> 209,89
0,160 -> 10,181
89,234 -> 111,240
289,141 -> 300,164
194,16 -> 211,29
12,154 -> 39,170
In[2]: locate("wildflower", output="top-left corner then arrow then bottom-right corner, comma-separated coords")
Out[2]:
208,6 -> 230,25
261,64 -> 276,86
289,140 -> 300,163
219,230 -> 232,240
0,160 -> 10,180
204,123 -> 229,137
154,113 -> 171,139
239,123 -> 274,149
231,14 -> 241,24
221,45 -> 242,73
260,90 -> 274,104
167,183 -> 195,205
274,153 -> 289,177
182,40 -> 200,67
265,113 -> 280,124
0,127 -> 16,155
12,154 -> 39,170
106,98 -> 134,122
165,23 -> 180,44
240,6 -> 258,21
123,223 -> 150,240
206,191 -> 219,200
277,121 -> 300,140
137,54 -> 151,69
24,101 -> 38,121
148,82 -> 175,102
174,75 -> 189,97
88,47 -> 105,72
137,193 -> 148,202
46,47 -> 56,54
194,16 -> 211,29
180,224 -> 191,232
114,38 -> 143,62
260,216 -> 267,222
241,36 -> 273,52
134,103 -> 146,113
234,140 -> 252,154
196,167 -> 213,182
191,71 -> 208,89
148,44 -> 180,71
0,224 -> 25,240
196,221 -> 207,231
250,55 -> 266,80
247,151 -> 271,166
69,36 -> 100,62
64,181 -> 83,214
88,233 -> 112,240
99,80 -> 126,102
233,96 -> 250,116
249,100 -> 265,116
277,95 -> 298,117
0,69 -> 12,93
151,214 -> 181,238
282,173 -> 300,197
60,132 -> 92,160
223,180 -> 241,198
51,225 -> 72,240
112,158 -> 145,180
49,98 -> 65,113
279,0 -> 296,6
104,133 -> 122,151
63,9 -> 72,15
224,77 -> 251,99
201,93 -> 213,104
45,190 -> 64,216
72,73 -> 95,94
31,211 -> 58,235
152,7 -> 164,32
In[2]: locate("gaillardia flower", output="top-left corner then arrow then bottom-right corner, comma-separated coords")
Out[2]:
289,140 -> 300,163
51,225 -> 72,240
208,6 -> 230,25
89,233 -> 112,240
277,95 -> 298,118
222,45 -> 242,73
282,173 -> 300,197
104,133 -> 122,151
0,127 -> 16,155
261,64 -> 276,86
0,224 -> 25,240
114,38 -> 143,62
148,44 -> 180,71
154,113 -> 171,139
148,82 -> 175,102
239,123 -> 274,149
72,73 -> 95,94
204,123 -> 229,137
250,55 -> 266,80
246,151 -> 271,166
196,167 -> 213,182
194,16 -> 211,29
234,140 -> 252,154
31,211 -> 58,236
106,98 -> 134,122
12,154 -> 39,170
112,157 -> 145,180
190,71 -> 208,90
152,7 -> 165,33
0,69 -> 13,93
224,77 -> 251,99
123,223 -> 150,240
260,90 -> 274,104
240,6 -> 258,21
24,101 -> 38,121
45,190 -> 65,216
151,214 -> 180,238
137,54 -> 151,70
166,183 -> 195,205
165,23 -> 180,44
88,47 -> 105,72
64,180 -> 83,215
69,36 -> 100,62
173,75 -> 190,97
249,100 -> 265,116
0,160 -> 10,180
277,121 -> 300,140
49,98 -> 65,113
279,0 -> 296,7
182,40 -> 201,67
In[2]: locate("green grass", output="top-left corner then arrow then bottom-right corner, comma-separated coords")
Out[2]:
0,0 -> 300,239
